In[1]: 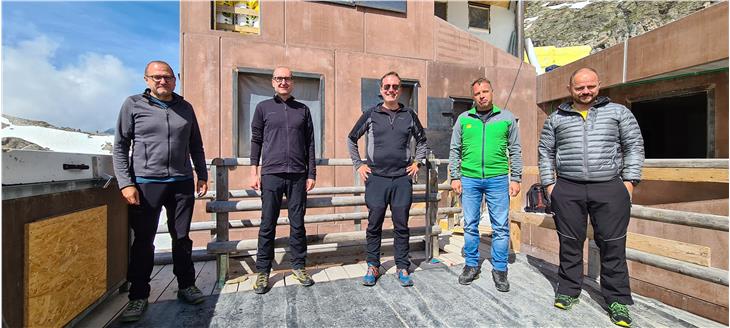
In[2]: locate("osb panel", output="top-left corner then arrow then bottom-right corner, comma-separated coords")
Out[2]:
626,2 -> 728,81
181,0 -> 285,44
182,33 -> 221,158
285,1 -> 364,52
536,44 -> 624,104
433,18 -> 483,66
24,206 -> 107,328
364,1 -> 434,60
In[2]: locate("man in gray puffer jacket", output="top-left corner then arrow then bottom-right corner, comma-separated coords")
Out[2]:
538,67 -> 644,328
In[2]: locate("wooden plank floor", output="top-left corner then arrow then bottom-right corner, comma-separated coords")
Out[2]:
76,248 -> 465,327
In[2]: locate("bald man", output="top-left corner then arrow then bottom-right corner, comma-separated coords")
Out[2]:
249,67 -> 317,294
113,61 -> 208,322
538,67 -> 644,327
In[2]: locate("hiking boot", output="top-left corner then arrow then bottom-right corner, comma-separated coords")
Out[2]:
177,285 -> 205,304
253,272 -> 270,294
491,269 -> 509,292
397,269 -> 414,287
362,263 -> 381,286
291,268 -> 315,287
554,294 -> 580,310
608,302 -> 632,327
119,299 -> 148,323
458,265 -> 481,285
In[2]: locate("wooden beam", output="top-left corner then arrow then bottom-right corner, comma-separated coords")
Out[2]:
626,249 -> 728,286
641,167 -> 728,183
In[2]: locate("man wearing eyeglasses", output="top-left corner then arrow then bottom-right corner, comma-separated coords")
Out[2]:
347,71 -> 428,287
113,61 -> 208,322
249,66 -> 317,294
449,78 -> 523,292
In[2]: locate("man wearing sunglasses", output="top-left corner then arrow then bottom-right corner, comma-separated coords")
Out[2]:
249,66 -> 317,294
449,78 -> 523,292
347,71 -> 428,287
113,61 -> 208,322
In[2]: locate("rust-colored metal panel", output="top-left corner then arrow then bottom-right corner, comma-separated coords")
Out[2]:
364,1 -> 434,60
536,44 -> 624,104
434,18 -> 484,66
626,2 -> 728,82
182,33 -> 221,159
427,61 -> 484,98
285,1 -> 364,52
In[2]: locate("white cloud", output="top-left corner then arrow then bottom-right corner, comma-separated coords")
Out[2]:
2,35 -> 140,132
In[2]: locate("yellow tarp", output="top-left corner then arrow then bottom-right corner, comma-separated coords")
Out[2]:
525,45 -> 592,72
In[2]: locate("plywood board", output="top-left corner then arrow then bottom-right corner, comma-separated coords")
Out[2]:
25,206 -> 107,328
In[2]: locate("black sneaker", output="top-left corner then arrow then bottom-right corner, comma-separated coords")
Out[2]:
491,269 -> 509,292
458,265 -> 481,285
119,299 -> 148,322
291,268 -> 315,287
177,285 -> 205,304
608,302 -> 632,327
554,294 -> 580,310
253,272 -> 270,294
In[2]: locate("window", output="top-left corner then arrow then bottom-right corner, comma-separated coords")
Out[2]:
468,2 -> 490,32
434,1 -> 448,21
233,68 -> 324,158
212,1 -> 261,35
631,91 -> 713,158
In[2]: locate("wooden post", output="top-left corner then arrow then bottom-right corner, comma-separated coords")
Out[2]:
508,187 -> 523,253
212,160 -> 230,288
425,152 -> 439,260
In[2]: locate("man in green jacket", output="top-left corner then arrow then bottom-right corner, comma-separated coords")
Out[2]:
449,78 -> 523,291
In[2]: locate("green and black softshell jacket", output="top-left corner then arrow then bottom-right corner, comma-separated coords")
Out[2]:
448,106 -> 523,182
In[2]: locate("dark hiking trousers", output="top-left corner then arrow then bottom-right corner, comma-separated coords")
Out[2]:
256,173 -> 308,272
365,174 -> 413,270
128,179 -> 196,300
551,176 -> 633,305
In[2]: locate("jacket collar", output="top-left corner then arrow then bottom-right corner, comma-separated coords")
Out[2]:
558,96 -> 610,113
274,94 -> 296,103
143,88 -> 182,106
467,104 -> 501,118
374,102 -> 405,113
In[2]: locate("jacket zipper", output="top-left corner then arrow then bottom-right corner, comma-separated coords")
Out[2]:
166,108 -> 171,176
582,110 -> 589,179
284,102 -> 290,172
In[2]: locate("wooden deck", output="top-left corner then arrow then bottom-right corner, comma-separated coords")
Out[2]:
76,235 -> 723,327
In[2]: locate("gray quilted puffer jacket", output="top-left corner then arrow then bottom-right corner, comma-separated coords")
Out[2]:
538,96 -> 644,186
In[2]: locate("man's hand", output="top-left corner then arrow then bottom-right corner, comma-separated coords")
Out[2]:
623,181 -> 634,200
121,186 -> 140,205
357,165 -> 372,182
406,162 -> 420,178
546,183 -> 554,197
451,179 -> 462,195
306,179 -> 316,192
509,181 -> 520,197
250,166 -> 261,190
196,180 -> 208,197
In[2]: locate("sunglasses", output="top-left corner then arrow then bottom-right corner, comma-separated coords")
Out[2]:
382,84 -> 400,91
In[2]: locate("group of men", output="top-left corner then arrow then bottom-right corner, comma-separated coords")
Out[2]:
113,61 -> 643,327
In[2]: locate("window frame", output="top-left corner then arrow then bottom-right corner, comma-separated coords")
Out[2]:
467,1 -> 491,33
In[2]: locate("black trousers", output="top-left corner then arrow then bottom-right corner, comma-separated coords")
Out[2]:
365,174 -> 413,270
551,176 -> 633,305
128,180 -> 196,300
256,173 -> 308,272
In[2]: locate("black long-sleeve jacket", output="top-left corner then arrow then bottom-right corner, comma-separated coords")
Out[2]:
250,95 -> 316,179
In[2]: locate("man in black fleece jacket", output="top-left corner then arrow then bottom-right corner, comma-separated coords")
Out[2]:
347,71 -> 428,288
249,67 -> 317,294
113,61 -> 208,322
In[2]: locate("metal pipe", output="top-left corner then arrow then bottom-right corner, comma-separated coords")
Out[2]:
206,193 -> 441,213
200,184 -> 453,200
516,0 -> 525,60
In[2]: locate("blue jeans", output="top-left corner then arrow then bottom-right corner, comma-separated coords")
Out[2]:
461,175 -> 510,271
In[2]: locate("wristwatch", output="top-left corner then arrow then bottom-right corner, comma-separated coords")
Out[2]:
626,179 -> 640,186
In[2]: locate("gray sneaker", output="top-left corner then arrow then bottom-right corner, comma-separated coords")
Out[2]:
291,268 -> 315,287
120,299 -> 148,322
177,285 -> 205,304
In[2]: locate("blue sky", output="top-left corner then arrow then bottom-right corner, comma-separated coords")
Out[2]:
2,1 -> 180,131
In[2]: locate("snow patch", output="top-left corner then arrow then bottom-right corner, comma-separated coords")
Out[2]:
2,123 -> 113,154
547,1 -> 591,10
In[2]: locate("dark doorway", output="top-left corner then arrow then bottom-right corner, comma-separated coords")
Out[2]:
631,92 -> 710,158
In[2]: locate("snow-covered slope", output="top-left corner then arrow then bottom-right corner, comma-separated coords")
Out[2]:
1,116 -> 113,155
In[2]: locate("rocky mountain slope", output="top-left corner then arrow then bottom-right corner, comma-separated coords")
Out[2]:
525,1 -> 720,53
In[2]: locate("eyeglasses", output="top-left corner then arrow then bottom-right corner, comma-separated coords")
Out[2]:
273,76 -> 293,83
382,84 -> 400,91
146,75 -> 176,82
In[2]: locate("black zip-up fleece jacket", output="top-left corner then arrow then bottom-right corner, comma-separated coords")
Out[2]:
113,89 -> 208,189
250,95 -> 316,179
347,103 -> 428,177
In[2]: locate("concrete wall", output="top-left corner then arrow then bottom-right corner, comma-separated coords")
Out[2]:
444,1 -> 516,52
180,0 -> 538,245
527,2 -> 729,323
